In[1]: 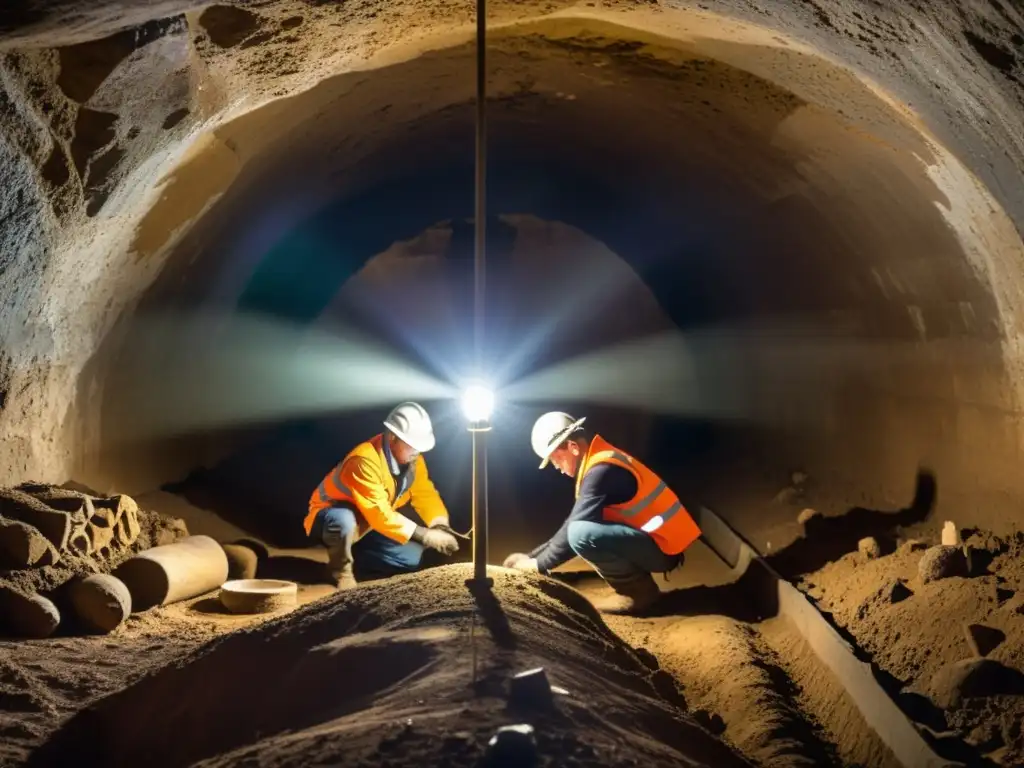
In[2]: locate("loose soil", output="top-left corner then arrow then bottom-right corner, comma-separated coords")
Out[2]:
1,497 -> 898,768
19,566 -> 752,768
798,527 -> 1024,766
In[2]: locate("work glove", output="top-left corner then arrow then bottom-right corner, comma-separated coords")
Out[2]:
420,527 -> 460,556
503,552 -> 529,569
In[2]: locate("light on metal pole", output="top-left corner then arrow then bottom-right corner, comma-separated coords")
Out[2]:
462,384 -> 494,584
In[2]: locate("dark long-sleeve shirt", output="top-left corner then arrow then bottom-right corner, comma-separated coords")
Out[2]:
530,463 -> 638,574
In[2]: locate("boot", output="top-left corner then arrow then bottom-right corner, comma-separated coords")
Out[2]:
332,565 -> 358,591
591,572 -> 662,615
327,527 -> 358,591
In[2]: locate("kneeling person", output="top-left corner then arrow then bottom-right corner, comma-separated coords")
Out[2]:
304,402 -> 460,589
504,411 -> 701,614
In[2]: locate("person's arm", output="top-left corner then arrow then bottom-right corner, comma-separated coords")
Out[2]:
408,457 -> 450,529
343,456 -> 419,544
534,463 -> 638,574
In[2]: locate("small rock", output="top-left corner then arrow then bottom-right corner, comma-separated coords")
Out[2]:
68,574 -> 132,634
964,623 -> 1006,657
797,508 -> 820,526
509,667 -> 553,710
918,545 -> 968,583
858,537 -> 881,560
941,521 -> 960,547
222,544 -> 258,580
928,658 -> 1024,709
483,724 -> 537,767
0,586 -> 60,639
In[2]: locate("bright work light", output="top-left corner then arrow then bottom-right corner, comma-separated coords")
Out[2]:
461,384 -> 495,423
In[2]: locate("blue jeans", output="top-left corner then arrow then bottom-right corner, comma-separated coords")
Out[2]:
567,520 -> 680,580
312,506 -> 425,580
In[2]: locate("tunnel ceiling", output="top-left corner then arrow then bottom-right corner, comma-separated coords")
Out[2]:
2,1 -> 1024,543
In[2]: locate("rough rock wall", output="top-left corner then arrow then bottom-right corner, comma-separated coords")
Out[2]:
0,1 -> 1023,538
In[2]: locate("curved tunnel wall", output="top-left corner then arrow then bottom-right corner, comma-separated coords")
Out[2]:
0,6 -> 1022,550
82,14 -> 1024,548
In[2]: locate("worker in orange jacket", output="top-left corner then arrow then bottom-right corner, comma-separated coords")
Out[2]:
503,411 -> 702,614
304,402 -> 461,589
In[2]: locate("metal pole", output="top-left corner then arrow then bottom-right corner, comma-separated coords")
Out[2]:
474,0 -> 487,368
471,425 -> 489,581
468,0 -> 491,586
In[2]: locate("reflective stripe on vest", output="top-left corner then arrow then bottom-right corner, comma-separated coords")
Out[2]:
577,436 -> 701,556
317,465 -> 353,506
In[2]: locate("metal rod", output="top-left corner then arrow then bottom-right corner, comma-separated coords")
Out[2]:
474,0 -> 487,369
469,0 -> 490,585
471,426 -> 489,581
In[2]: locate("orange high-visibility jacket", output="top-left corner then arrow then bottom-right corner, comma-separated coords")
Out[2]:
304,434 -> 449,544
574,434 -> 701,555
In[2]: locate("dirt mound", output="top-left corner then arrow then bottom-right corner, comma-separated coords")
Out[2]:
27,565 -> 751,768
800,528 -> 1024,764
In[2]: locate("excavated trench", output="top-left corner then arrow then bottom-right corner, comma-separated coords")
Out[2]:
3,1 -> 1024,767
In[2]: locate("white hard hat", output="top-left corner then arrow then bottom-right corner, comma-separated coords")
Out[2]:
531,411 -> 586,469
383,402 -> 436,453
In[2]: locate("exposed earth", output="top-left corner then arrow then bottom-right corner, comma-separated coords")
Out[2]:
4,0 -> 1024,767
3,489 -> 1021,768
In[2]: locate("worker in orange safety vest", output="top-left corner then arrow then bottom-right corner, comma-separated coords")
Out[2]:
304,402 -> 461,589
503,411 -> 702,614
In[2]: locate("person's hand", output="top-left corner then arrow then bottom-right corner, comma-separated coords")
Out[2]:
503,552 -> 529,568
421,528 -> 459,556
513,557 -> 539,573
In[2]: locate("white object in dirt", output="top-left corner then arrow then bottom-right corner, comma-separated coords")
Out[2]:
941,521 -> 960,546
219,578 -> 298,614
858,537 -> 882,560
114,534 -> 229,611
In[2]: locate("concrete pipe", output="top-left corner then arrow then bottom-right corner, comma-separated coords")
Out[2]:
68,574 -> 132,634
114,534 -> 229,611
221,543 -> 259,580
0,587 -> 61,639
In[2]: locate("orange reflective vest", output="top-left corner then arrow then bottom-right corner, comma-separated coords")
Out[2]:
304,434 -> 449,544
574,434 -> 701,556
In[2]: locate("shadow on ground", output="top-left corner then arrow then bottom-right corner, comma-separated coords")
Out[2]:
766,468 -> 937,579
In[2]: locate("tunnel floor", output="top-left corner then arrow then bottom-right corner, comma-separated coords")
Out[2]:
3,493 -> 1021,767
